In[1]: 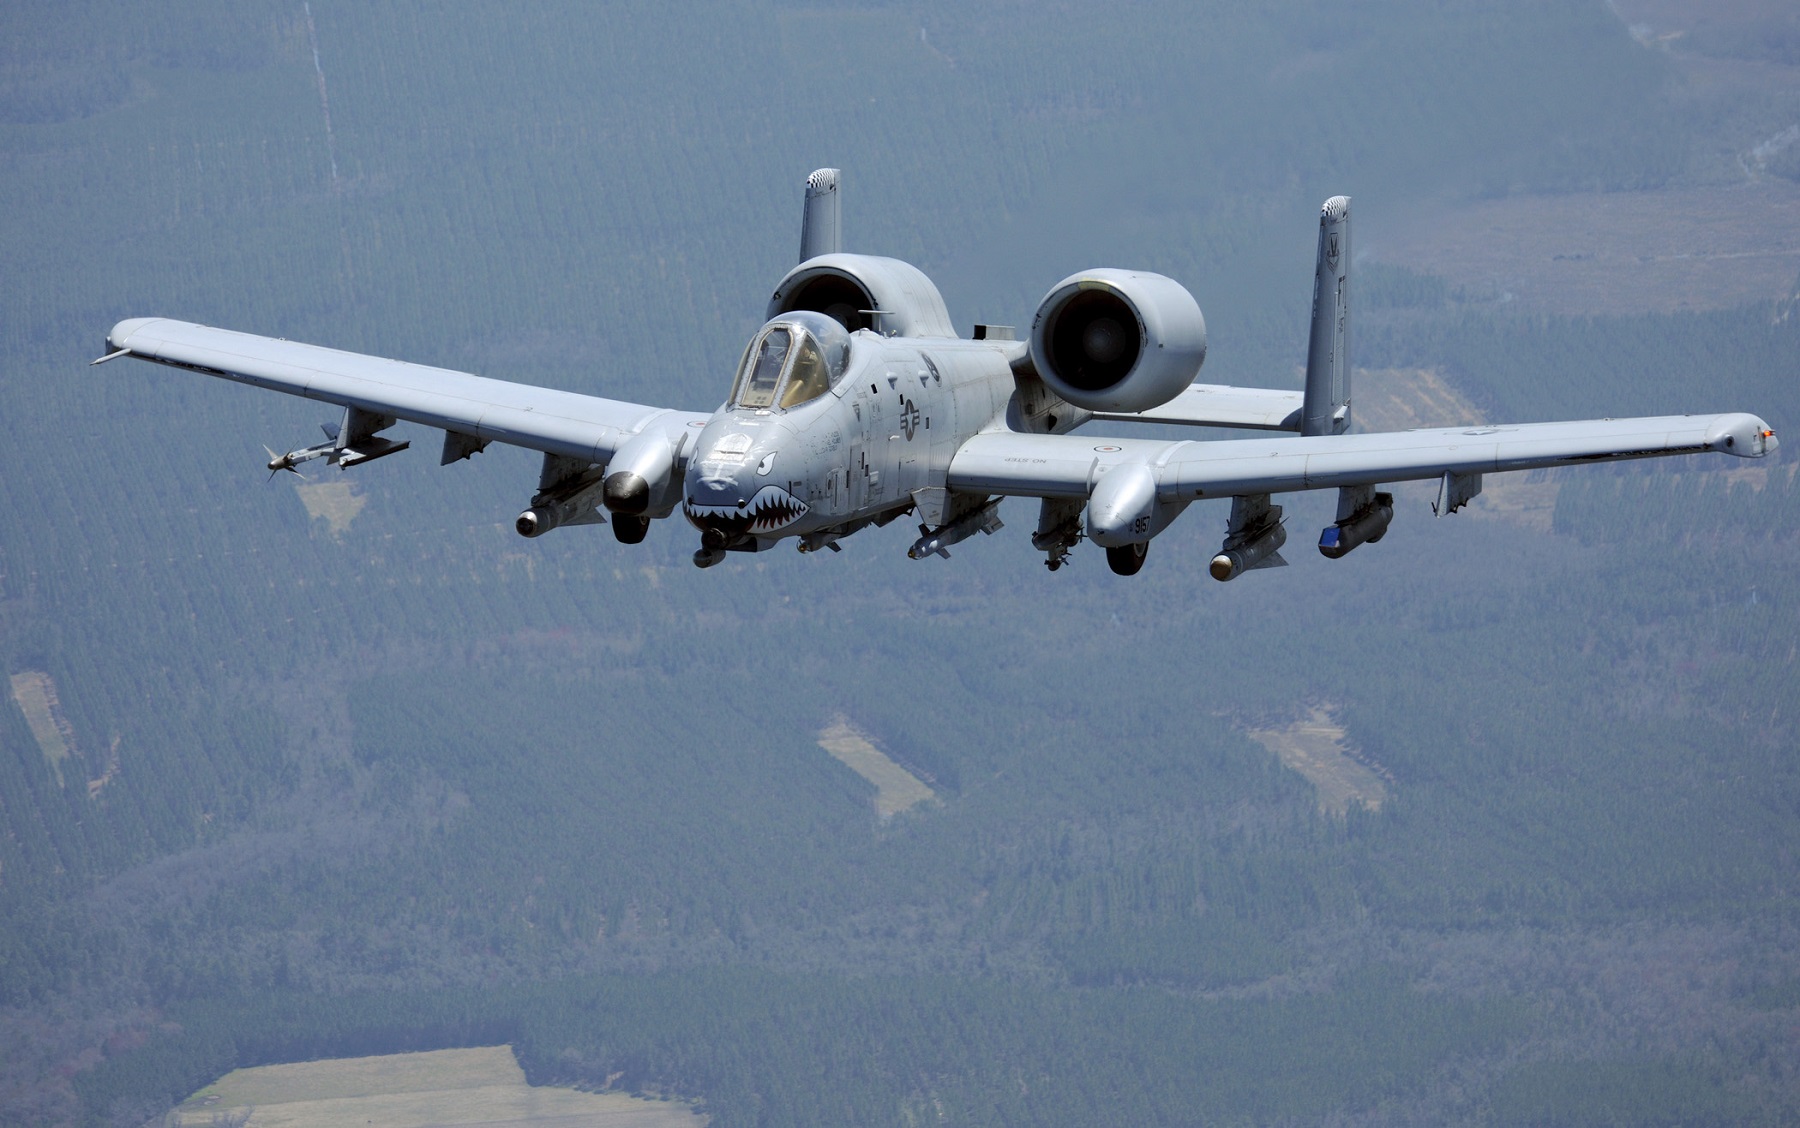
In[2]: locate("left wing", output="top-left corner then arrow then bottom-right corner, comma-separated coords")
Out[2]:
98,318 -> 707,466
951,414 -> 1778,501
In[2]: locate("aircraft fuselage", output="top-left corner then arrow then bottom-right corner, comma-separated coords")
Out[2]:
682,331 -> 1017,555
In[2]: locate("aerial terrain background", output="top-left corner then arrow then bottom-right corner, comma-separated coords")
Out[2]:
2,0 -> 1798,1123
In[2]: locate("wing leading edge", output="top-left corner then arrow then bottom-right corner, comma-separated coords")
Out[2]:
101,318 -> 707,465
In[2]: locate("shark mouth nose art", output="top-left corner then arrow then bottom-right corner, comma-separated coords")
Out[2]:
685,484 -> 810,534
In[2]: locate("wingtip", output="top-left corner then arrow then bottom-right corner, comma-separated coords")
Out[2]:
1707,413 -> 1780,458
104,317 -> 163,353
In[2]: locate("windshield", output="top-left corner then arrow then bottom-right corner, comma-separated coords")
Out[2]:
734,328 -> 789,409
780,336 -> 831,408
729,313 -> 853,410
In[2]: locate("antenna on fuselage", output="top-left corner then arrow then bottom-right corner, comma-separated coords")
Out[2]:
800,168 -> 841,263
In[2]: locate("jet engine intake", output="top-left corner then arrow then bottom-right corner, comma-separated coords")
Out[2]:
768,254 -> 956,338
1029,269 -> 1206,413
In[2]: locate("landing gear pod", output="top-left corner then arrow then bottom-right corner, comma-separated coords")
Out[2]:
1030,269 -> 1207,413
612,515 -> 651,544
1106,542 -> 1148,576
1084,462 -> 1190,575
604,427 -> 681,518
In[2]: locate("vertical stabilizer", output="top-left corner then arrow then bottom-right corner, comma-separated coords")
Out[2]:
799,168 -> 841,263
1301,195 -> 1351,437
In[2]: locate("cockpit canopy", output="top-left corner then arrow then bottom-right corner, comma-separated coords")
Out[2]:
729,310 -> 852,410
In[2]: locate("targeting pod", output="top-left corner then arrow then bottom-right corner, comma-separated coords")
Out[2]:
1319,491 -> 1393,559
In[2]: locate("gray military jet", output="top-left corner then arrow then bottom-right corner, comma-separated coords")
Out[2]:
96,169 -> 1777,577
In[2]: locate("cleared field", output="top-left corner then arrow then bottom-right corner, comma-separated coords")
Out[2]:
177,1045 -> 703,1128
1353,367 -> 1487,434
1355,367 -> 1559,531
817,717 -> 936,818
1365,180 -> 1800,315
9,671 -> 75,785
1246,706 -> 1389,816
294,480 -> 367,537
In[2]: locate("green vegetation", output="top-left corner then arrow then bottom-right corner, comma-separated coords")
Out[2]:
1,2 -> 1795,1125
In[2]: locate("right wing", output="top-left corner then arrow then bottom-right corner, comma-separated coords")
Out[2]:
98,318 -> 708,465
951,414 -> 1778,500
1084,383 -> 1303,431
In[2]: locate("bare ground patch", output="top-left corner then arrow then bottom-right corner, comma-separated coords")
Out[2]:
1354,367 -> 1489,433
817,716 -> 936,819
1246,706 -> 1389,816
10,670 -> 76,785
294,479 -> 366,537
176,1045 -> 704,1128
1355,367 -> 1560,531
1364,181 -> 1800,315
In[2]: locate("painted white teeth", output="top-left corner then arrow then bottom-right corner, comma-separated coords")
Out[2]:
685,484 -> 808,532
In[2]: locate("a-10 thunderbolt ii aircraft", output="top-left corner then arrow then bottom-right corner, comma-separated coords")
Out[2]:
96,169 -> 1778,578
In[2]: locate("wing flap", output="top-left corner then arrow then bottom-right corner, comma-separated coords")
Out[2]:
104,318 -> 705,463
950,415 -> 1773,500
1086,383 -> 1304,431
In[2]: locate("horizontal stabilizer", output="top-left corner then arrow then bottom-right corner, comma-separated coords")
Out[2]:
1087,383 -> 1303,431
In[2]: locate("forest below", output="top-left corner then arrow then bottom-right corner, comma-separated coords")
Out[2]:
1,2 -> 1797,1125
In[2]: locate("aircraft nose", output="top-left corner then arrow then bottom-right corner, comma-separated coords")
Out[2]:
687,465 -> 747,508
683,423 -> 810,537
682,461 -> 750,532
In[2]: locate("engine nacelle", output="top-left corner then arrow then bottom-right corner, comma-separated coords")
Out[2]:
768,253 -> 955,339
1029,269 -> 1207,413
603,428 -> 680,517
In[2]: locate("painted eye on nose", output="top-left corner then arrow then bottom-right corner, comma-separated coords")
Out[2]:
755,453 -> 776,476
